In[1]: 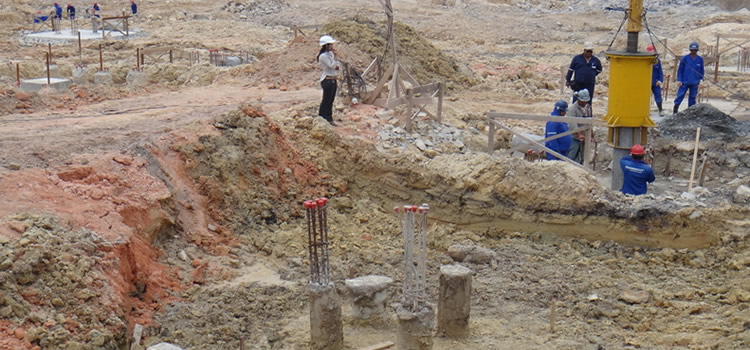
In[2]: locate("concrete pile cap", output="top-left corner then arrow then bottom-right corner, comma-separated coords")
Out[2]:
345,275 -> 393,296
440,264 -> 472,277
147,343 -> 184,350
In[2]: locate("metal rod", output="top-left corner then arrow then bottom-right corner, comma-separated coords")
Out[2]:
169,49 -> 173,63
78,31 -> 82,61
136,48 -> 140,70
46,53 -> 51,85
16,63 -> 20,87
99,44 -> 103,71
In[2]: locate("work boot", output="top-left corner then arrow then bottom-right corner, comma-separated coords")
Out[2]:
673,105 -> 679,115
656,102 -> 663,116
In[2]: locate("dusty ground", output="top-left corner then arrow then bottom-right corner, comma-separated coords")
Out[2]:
0,0 -> 749,349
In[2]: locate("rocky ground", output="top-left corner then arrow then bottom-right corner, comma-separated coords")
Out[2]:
0,0 -> 749,349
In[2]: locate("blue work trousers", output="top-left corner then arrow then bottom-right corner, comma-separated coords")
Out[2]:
674,83 -> 698,107
651,85 -> 662,104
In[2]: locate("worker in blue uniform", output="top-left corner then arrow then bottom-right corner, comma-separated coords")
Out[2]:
545,100 -> 572,161
53,2 -> 63,19
130,1 -> 137,15
620,144 -> 655,196
566,41 -> 603,103
92,2 -> 101,18
647,44 -> 664,115
673,41 -> 704,114
34,11 -> 50,23
67,4 -> 76,19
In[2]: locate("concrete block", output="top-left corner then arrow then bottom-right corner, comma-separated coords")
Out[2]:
126,69 -> 148,88
20,78 -> 71,93
94,71 -> 113,86
309,284 -> 344,350
437,264 -> 472,337
72,67 -> 89,84
345,275 -> 393,320
397,304 -> 434,350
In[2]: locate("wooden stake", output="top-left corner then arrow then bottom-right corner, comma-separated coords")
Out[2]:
16,63 -> 20,87
437,82 -> 443,123
688,127 -> 701,191
78,31 -> 82,61
46,53 -> 51,85
169,49 -> 173,63
698,153 -> 709,187
136,48 -> 140,70
99,44 -> 103,71
549,298 -> 556,333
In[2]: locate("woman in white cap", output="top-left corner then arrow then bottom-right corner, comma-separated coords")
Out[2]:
317,35 -> 339,126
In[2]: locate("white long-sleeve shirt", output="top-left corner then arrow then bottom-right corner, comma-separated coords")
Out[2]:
318,51 -> 339,82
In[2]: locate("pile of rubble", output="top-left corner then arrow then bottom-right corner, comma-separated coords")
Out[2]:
657,103 -> 750,141
376,119 -> 467,156
221,0 -> 288,16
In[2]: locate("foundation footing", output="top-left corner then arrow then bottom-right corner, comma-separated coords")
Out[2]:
396,304 -> 434,350
310,284 -> 344,350
437,264 -> 472,337
345,275 -> 393,320
20,78 -> 71,92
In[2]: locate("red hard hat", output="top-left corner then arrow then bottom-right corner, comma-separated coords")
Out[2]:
630,144 -> 645,155
646,44 -> 655,52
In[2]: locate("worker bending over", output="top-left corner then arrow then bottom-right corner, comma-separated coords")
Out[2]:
620,144 -> 655,196
545,100 -> 572,160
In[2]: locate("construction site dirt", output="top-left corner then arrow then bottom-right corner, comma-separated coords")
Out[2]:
0,0 -> 749,349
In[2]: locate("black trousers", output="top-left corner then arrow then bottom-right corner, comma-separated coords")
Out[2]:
319,79 -> 337,122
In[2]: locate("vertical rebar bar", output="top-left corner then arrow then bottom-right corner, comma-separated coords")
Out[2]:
16,63 -> 20,87
305,198 -> 332,286
397,203 -> 428,312
78,31 -> 82,62
46,53 -> 51,85
99,44 -> 103,71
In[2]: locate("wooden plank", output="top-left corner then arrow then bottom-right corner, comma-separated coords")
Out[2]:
436,82 -> 443,123
583,127 -> 593,169
409,82 -> 440,95
398,65 -> 420,86
358,341 -> 395,350
488,112 -> 605,125
494,123 -> 590,172
366,64 -> 394,104
688,128 -> 701,191
141,47 -> 175,55
698,153 -> 709,187
361,57 -> 378,77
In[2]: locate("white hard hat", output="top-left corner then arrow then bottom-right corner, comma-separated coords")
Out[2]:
319,35 -> 336,46
576,89 -> 591,102
583,42 -> 594,50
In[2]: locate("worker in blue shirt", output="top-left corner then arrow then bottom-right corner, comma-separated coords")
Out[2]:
67,4 -> 76,19
566,42 -> 603,103
130,1 -> 137,15
620,144 -> 655,196
673,42 -> 704,114
545,100 -> 572,161
647,44 -> 664,115
53,2 -> 63,19
92,2 -> 101,18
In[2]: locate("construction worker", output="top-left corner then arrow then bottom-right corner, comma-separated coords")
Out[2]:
92,2 -> 101,18
673,41 -> 704,114
66,4 -> 76,19
620,144 -> 655,195
34,11 -> 50,23
566,89 -> 592,164
647,44 -> 664,115
545,100 -> 572,161
53,2 -> 63,19
317,35 -> 339,126
566,41 -> 602,103
130,1 -> 137,15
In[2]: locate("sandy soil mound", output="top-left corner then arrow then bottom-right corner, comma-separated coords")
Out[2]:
323,16 -> 480,89
659,103 -> 750,141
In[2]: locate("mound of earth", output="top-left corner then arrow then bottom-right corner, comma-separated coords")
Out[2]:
322,16 -> 480,89
658,103 -> 750,141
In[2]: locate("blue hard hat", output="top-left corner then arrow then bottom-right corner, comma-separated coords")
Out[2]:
554,100 -> 568,112
689,42 -> 699,50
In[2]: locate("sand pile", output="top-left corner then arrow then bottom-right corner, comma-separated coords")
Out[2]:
658,103 -> 750,141
323,16 -> 480,89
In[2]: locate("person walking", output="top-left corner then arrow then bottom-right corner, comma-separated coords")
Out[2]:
647,44 -> 664,115
566,90 -> 592,164
566,42 -> 602,103
545,100 -> 572,161
130,1 -> 137,15
673,41 -> 704,114
620,144 -> 655,195
92,2 -> 101,18
317,35 -> 339,126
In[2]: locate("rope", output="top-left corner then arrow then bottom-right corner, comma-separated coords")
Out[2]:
607,8 -> 630,50
642,12 -> 749,101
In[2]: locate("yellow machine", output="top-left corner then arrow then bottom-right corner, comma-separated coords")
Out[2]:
605,0 -> 655,190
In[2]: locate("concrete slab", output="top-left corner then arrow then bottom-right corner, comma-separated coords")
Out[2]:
20,78 -> 72,93
22,29 -> 141,44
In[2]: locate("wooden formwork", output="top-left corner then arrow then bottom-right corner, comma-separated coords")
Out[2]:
32,12 -> 55,32
100,15 -> 131,38
486,112 -> 605,172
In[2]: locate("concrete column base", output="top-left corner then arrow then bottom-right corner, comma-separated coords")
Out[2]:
309,284 -> 343,350
345,275 -> 393,320
94,71 -> 113,86
396,304 -> 434,350
126,69 -> 148,88
437,264 -> 472,337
